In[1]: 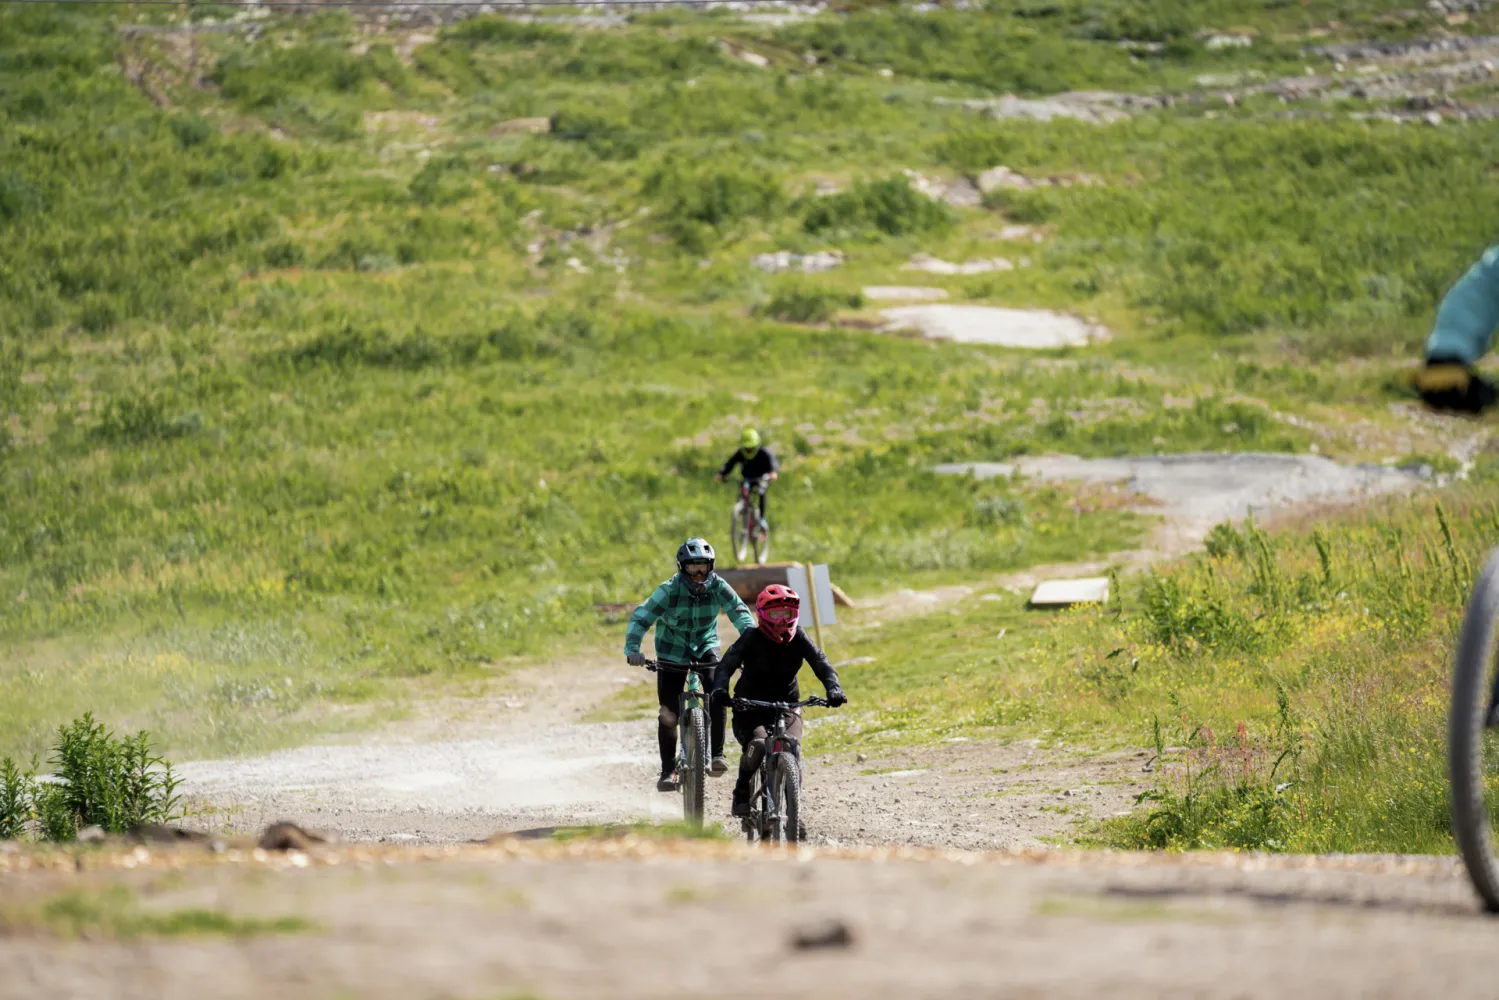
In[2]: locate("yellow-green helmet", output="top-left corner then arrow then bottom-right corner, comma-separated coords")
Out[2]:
740,427 -> 761,457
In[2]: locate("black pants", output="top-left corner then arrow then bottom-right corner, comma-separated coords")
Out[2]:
731,707 -> 803,792
656,654 -> 724,774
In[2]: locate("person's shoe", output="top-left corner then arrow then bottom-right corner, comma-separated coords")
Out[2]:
657,769 -> 678,792
731,786 -> 751,817
710,755 -> 729,775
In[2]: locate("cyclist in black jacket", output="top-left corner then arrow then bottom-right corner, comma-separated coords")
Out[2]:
710,584 -> 846,817
715,428 -> 779,530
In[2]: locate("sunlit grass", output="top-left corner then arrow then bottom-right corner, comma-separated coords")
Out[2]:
3,0 -> 1498,790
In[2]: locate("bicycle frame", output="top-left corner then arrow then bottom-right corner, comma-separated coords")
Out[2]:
733,696 -> 826,841
730,477 -> 771,566
737,480 -> 762,529
758,713 -> 800,837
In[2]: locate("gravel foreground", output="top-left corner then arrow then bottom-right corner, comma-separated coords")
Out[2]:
0,837 -> 1490,1000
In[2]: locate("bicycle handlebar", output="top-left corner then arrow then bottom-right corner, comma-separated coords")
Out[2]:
730,697 -> 831,710
640,659 -> 714,676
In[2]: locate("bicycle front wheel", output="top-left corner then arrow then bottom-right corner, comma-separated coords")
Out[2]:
743,769 -> 763,843
770,754 -> 801,845
682,708 -> 707,829
1449,544 -> 1499,911
730,504 -> 750,563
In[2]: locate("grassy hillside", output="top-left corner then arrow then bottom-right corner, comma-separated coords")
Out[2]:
3,0 -> 1498,856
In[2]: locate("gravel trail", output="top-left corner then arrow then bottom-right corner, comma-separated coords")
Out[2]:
177,655 -> 1144,848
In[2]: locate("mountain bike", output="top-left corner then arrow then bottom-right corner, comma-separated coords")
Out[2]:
730,476 -> 771,566
644,660 -> 710,829
1448,546 -> 1499,910
731,696 -> 832,844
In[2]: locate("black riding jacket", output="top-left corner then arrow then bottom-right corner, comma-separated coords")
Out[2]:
719,447 -> 779,482
712,625 -> 841,704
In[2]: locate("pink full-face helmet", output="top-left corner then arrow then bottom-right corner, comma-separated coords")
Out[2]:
755,584 -> 800,644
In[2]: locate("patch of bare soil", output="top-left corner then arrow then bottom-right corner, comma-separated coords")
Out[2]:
0,838 -> 1484,1000
805,740 -> 1148,850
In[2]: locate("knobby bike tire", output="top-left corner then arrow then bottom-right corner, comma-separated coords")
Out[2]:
771,754 -> 801,845
1449,544 -> 1499,911
730,503 -> 750,563
743,768 -> 763,843
683,708 -> 707,828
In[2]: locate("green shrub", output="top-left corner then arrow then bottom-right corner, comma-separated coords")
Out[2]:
0,169 -> 43,222
0,757 -> 35,839
0,714 -> 180,841
91,394 -> 201,445
1108,693 -> 1302,851
550,109 -> 644,160
803,175 -> 951,240
646,158 -> 785,249
753,283 -> 863,324
169,115 -> 214,149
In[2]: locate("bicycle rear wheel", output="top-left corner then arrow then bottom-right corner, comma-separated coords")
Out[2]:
682,708 -> 707,829
770,753 -> 801,845
730,503 -> 750,563
1449,544 -> 1499,911
752,521 -> 769,566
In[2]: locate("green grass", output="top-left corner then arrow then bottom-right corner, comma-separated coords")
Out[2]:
542,820 -> 732,842
811,475 -> 1499,854
3,0 -> 1499,850
7,884 -> 315,940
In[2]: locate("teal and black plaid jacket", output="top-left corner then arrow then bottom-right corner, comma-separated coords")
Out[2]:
623,574 -> 754,664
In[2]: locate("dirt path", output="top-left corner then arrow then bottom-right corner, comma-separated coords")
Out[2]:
0,839 -> 1488,999
177,654 -> 1144,848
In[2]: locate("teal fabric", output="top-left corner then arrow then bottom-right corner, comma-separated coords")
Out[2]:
1427,245 -> 1499,366
623,574 -> 754,662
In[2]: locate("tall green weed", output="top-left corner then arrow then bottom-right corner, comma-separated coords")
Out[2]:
0,713 -> 180,841
1099,491 -> 1499,853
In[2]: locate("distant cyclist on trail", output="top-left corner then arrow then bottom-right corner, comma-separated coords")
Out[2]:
711,584 -> 846,819
624,538 -> 755,792
715,428 -> 779,532
1415,245 -> 1499,414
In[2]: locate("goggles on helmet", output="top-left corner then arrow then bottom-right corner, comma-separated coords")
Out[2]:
760,606 -> 796,623
682,561 -> 712,578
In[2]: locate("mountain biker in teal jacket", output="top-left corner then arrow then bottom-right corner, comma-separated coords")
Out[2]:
1416,245 -> 1499,414
624,538 -> 755,792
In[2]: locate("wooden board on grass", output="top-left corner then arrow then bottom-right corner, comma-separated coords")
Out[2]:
1028,577 -> 1110,608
